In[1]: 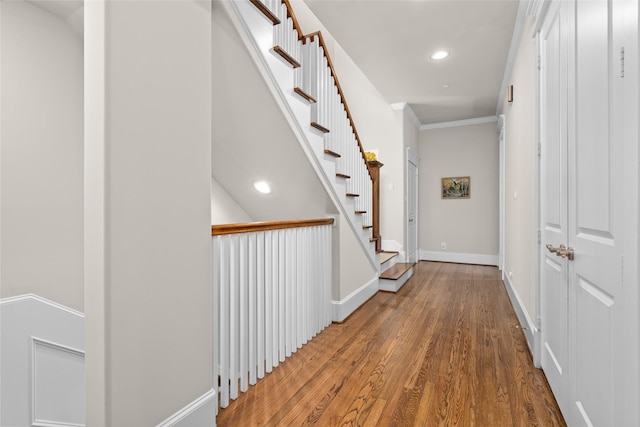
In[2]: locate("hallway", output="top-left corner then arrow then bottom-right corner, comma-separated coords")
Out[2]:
216,262 -> 565,426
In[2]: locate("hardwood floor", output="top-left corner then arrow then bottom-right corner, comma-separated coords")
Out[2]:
216,261 -> 566,426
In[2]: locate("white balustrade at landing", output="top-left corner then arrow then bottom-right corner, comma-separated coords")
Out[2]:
212,220 -> 333,409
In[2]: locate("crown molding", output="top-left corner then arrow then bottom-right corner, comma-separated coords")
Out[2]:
420,115 -> 498,131
390,102 -> 422,130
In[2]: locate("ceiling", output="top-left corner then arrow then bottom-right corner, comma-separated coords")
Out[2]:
27,0 -> 521,126
303,0 -> 521,125
27,0 -> 84,36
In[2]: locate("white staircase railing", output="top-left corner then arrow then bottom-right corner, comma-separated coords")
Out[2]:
212,219 -> 333,409
230,0 -> 377,267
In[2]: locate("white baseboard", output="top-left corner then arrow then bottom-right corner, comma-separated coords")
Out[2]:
420,250 -> 498,266
156,389 -> 217,427
1,294 -> 85,427
331,276 -> 378,322
502,273 -> 538,356
379,266 -> 413,293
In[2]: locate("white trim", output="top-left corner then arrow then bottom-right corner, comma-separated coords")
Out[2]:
331,276 -> 378,323
390,102 -> 421,129
498,115 -> 506,272
155,389 -> 217,427
419,115 -> 498,131
31,337 -> 85,427
502,273 -> 538,358
420,250 -> 498,266
406,147 -> 419,264
0,294 -> 84,318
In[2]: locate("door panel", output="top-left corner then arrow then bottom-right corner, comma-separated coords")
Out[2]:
575,0 -> 612,235
569,0 -> 621,424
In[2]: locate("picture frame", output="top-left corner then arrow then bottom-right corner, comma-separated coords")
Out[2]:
441,176 -> 470,199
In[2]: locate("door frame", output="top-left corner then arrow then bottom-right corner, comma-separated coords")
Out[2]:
406,147 -> 419,264
497,115 -> 506,275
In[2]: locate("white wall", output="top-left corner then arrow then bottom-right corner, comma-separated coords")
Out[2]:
337,216 -> 377,300
500,16 -> 537,322
211,177 -> 252,224
85,1 -> 213,425
419,122 -> 499,261
0,0 -> 84,312
402,108 -> 419,153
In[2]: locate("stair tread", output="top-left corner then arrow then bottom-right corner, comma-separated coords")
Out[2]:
294,87 -> 316,103
379,251 -> 399,265
336,173 -> 350,179
311,122 -> 330,133
380,263 -> 415,280
249,0 -> 281,25
273,46 -> 301,68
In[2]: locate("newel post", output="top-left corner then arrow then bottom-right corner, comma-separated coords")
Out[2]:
368,160 -> 383,253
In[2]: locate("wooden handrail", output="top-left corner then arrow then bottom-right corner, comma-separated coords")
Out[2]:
279,0 -> 372,180
212,218 -> 334,236
282,0 -> 304,41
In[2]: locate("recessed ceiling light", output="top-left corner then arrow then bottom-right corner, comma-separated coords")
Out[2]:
443,84 -> 450,88
253,180 -> 272,194
430,50 -> 450,60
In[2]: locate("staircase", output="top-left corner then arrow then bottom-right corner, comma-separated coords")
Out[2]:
379,251 -> 415,292
223,0 -> 378,269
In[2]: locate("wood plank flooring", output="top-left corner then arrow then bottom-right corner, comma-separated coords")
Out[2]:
216,261 -> 566,426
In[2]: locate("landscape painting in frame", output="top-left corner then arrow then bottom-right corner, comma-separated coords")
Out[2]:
441,176 -> 470,199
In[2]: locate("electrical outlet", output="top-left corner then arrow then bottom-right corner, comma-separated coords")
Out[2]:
441,242 -> 447,250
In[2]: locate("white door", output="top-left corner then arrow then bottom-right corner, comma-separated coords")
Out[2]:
568,0 -> 634,424
540,0 -> 570,413
406,148 -> 418,264
540,0 -> 638,425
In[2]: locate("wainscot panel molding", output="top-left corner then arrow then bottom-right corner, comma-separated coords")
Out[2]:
0,294 -> 85,427
331,276 -> 378,323
420,250 -> 498,267
155,389 -> 216,427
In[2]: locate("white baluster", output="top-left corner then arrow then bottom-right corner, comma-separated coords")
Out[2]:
248,233 -> 257,386
278,230 -> 286,363
264,231 -> 273,373
212,237 -> 221,409
286,228 -> 294,357
257,232 -> 265,380
229,236 -> 239,400
273,230 -> 281,367
239,234 -> 249,393
219,236 -> 230,408
297,228 -> 304,348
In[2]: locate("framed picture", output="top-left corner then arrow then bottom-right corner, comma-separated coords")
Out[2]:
441,176 -> 470,199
